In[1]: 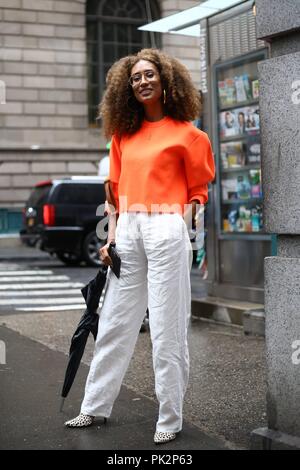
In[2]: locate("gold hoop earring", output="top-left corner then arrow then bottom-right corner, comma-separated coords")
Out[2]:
163,89 -> 166,105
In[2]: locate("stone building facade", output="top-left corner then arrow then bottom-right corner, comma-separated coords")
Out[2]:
0,0 -> 201,232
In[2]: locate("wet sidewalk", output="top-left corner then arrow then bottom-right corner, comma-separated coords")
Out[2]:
0,325 -> 232,450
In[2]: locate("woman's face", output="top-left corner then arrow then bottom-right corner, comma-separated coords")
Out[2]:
130,60 -> 162,106
238,113 -> 244,124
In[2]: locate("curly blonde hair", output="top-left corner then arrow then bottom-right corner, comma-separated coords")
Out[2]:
99,48 -> 201,138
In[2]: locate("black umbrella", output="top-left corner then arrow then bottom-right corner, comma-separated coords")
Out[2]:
60,265 -> 108,411
60,243 -> 121,411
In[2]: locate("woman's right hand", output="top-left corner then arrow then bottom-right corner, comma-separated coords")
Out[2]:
99,242 -> 113,267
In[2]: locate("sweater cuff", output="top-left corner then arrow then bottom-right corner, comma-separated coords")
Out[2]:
188,185 -> 208,205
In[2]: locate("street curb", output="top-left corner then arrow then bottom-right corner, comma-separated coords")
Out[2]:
0,235 -> 22,249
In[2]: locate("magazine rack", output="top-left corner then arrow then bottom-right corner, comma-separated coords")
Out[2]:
214,51 -> 267,236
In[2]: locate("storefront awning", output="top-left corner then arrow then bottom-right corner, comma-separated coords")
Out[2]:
139,0 -> 245,37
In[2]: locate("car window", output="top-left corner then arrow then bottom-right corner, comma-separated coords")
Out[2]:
53,184 -> 105,205
28,185 -> 52,206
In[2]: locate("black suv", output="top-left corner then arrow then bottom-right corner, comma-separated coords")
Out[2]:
20,177 -> 107,266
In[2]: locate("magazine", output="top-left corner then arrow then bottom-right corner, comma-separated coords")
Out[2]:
217,78 -> 236,107
221,178 -> 238,200
235,75 -> 247,102
219,110 -> 237,137
246,134 -> 261,164
220,141 -> 246,169
242,74 -> 252,100
249,169 -> 261,198
219,105 -> 260,137
225,78 -> 236,105
244,106 -> 259,131
252,79 -> 259,99
218,73 -> 257,107
218,80 -> 228,107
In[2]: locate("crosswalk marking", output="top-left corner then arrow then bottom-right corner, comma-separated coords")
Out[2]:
0,298 -> 86,305
0,270 -> 53,276
0,275 -> 70,282
0,282 -> 84,290
17,305 -> 88,312
0,289 -> 83,297
16,297 -> 105,312
0,267 -> 98,312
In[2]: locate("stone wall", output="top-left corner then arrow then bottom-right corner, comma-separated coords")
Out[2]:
0,149 -> 100,208
0,0 -> 91,149
251,0 -> 300,450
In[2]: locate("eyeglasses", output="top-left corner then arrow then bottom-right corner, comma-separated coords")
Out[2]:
128,69 -> 159,88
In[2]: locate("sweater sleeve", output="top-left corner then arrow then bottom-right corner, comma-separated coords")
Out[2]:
183,132 -> 215,205
109,134 -> 121,211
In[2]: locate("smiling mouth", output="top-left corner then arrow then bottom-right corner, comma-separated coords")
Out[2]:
139,88 -> 152,96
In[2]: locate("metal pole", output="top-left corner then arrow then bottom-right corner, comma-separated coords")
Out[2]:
145,0 -> 156,48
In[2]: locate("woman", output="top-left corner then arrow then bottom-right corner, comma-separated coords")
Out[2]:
65,49 -> 215,444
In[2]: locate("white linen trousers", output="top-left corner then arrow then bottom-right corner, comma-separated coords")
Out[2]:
81,212 -> 193,433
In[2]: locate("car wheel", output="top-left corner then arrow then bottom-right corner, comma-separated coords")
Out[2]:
56,251 -> 82,266
83,231 -> 105,267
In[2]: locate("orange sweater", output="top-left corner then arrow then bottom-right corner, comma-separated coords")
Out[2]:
109,116 -> 215,215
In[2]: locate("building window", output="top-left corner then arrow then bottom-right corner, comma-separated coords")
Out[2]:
86,0 -> 160,126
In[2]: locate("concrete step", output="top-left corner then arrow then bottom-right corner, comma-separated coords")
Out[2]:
0,234 -> 22,248
192,296 -> 265,336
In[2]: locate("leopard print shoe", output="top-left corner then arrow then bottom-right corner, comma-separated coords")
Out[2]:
154,431 -> 177,444
64,413 -> 94,428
